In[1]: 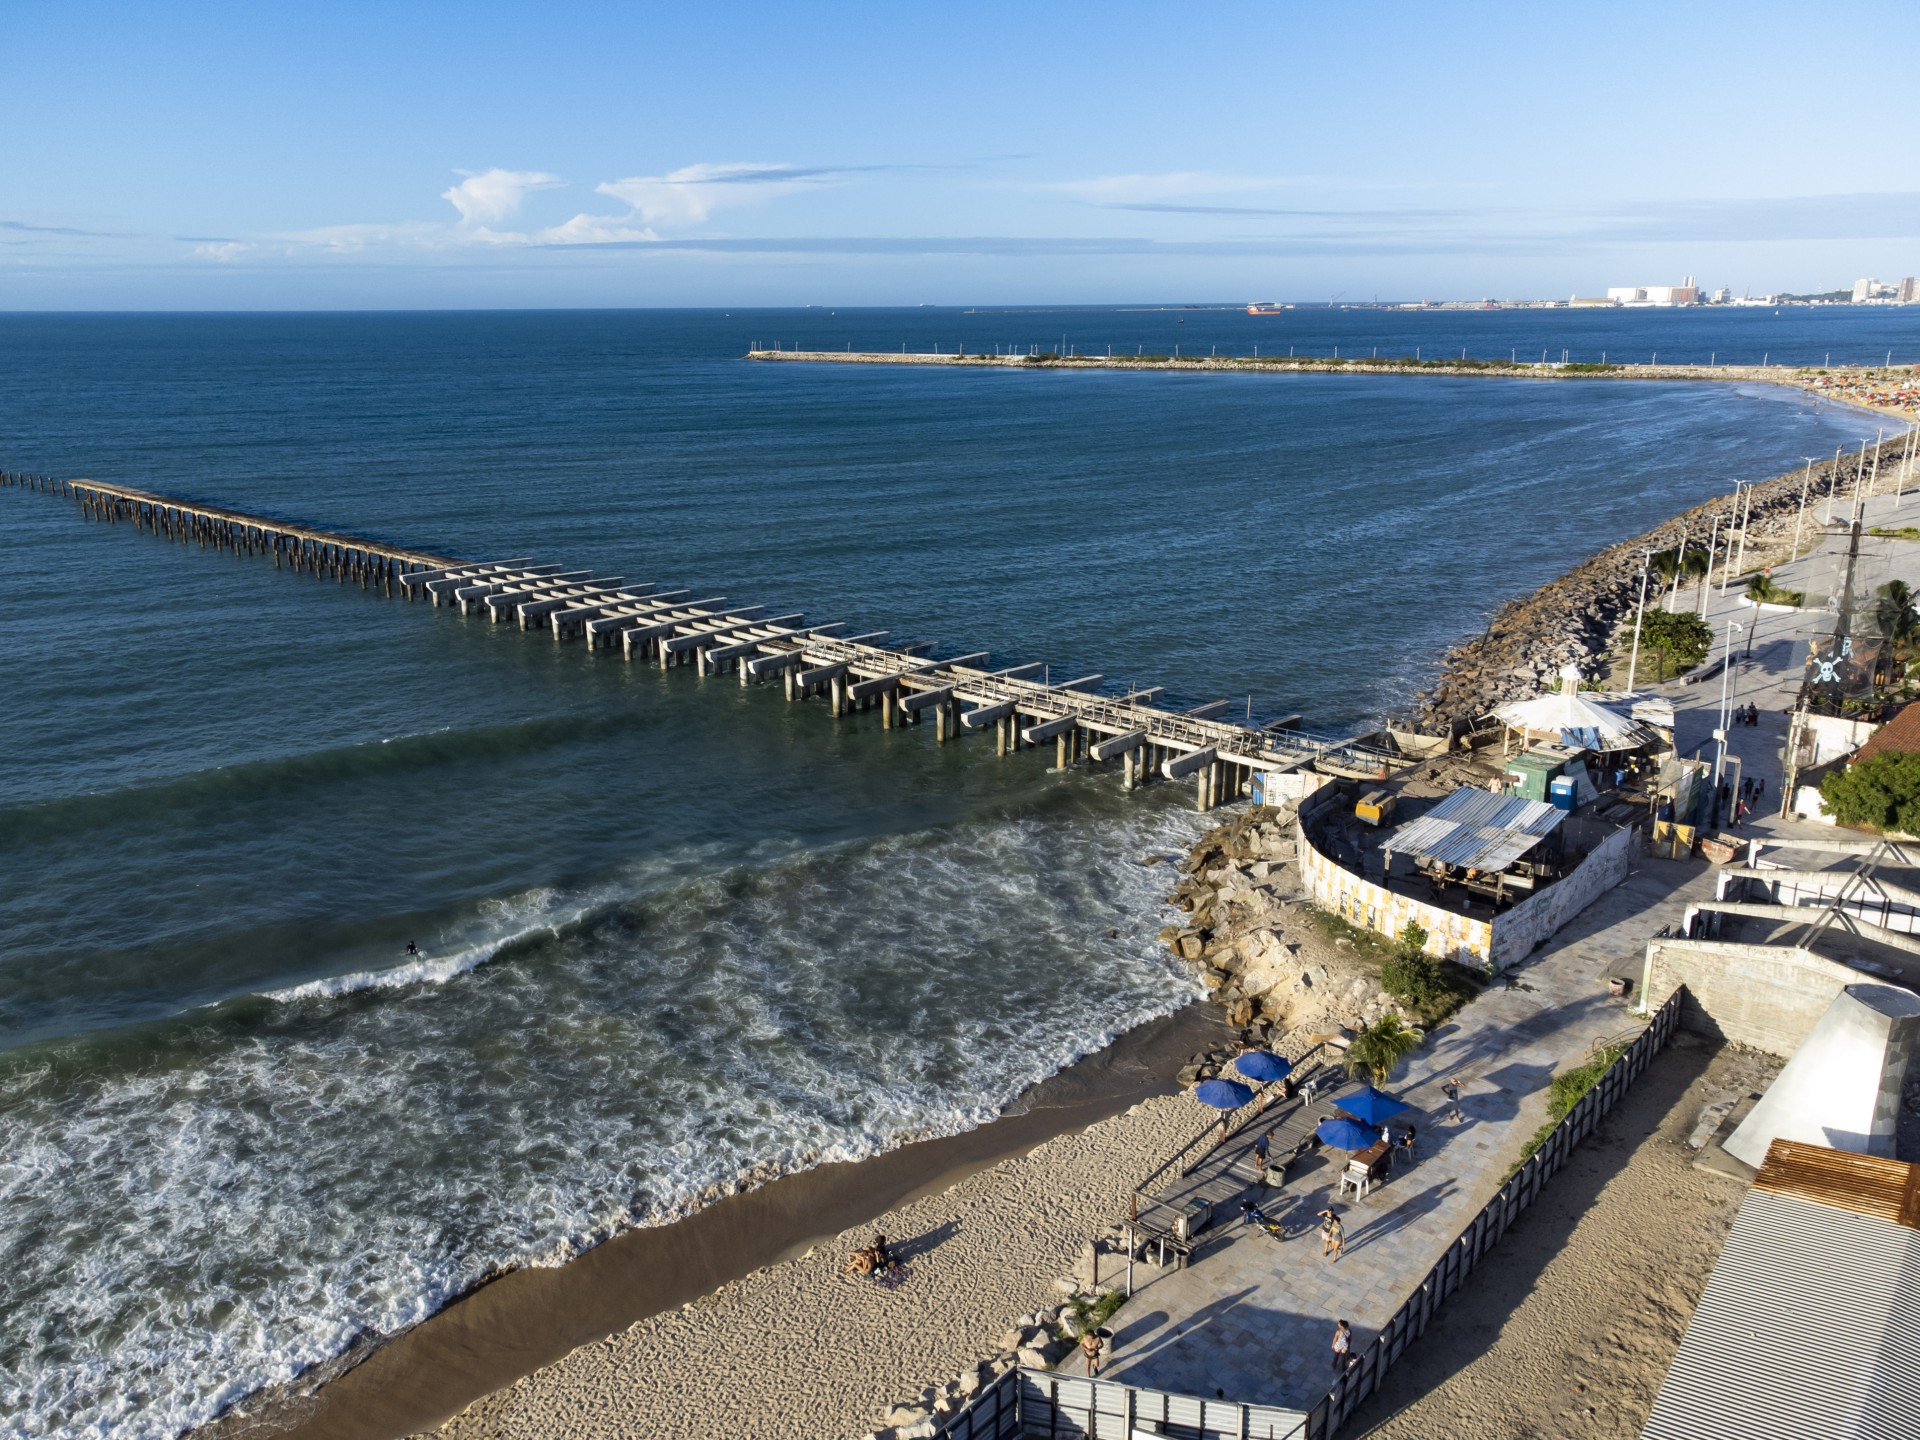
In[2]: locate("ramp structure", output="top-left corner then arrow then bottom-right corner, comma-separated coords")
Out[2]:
1725,982 -> 1920,1167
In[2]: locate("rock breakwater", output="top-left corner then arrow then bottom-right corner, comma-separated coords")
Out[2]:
1414,433 -> 1911,730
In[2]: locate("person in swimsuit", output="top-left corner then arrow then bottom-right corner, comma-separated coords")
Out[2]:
1079,1326 -> 1105,1376
1318,1208 -> 1345,1260
1331,1319 -> 1352,1374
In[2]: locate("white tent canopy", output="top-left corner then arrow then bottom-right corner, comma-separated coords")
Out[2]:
1492,682 -> 1661,753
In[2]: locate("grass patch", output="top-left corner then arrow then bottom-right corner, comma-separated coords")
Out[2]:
1509,1044 -> 1623,1174
1057,1287 -> 1128,1340
1869,526 -> 1920,541
1301,904 -> 1398,964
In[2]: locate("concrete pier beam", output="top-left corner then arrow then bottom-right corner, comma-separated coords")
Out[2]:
1089,729 -> 1147,763
961,700 -> 1018,730
1161,746 -> 1217,782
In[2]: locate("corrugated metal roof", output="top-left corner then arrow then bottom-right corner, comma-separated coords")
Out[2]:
1753,1139 -> 1920,1229
1385,787 -> 1564,872
1640,1183 -> 1920,1440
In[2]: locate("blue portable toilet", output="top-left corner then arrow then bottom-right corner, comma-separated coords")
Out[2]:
1548,775 -> 1578,812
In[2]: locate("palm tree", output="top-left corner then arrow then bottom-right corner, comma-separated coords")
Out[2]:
1346,1014 -> 1422,1084
1650,545 -> 1710,602
1874,580 -> 1919,647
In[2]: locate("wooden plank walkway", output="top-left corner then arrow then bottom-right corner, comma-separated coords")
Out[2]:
5,470 -> 1408,808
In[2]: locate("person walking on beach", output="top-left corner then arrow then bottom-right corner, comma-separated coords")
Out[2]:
1079,1325 -> 1105,1377
1331,1319 -> 1353,1375
1318,1207 -> 1345,1260
1252,1128 -> 1272,1177
1443,1075 -> 1464,1123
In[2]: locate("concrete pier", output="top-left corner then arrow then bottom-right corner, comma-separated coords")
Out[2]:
12,473 -> 1408,810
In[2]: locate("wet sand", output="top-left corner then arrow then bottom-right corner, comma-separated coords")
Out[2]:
220,1004 -> 1223,1440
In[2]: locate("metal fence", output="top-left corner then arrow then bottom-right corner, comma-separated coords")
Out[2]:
937,1370 -> 1307,1440
934,986 -> 1684,1440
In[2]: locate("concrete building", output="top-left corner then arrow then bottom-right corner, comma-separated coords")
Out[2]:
1900,276 -> 1920,305
1606,275 -> 1701,306
1853,277 -> 1898,302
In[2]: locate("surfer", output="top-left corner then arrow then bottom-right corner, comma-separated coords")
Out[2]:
404,940 -> 418,957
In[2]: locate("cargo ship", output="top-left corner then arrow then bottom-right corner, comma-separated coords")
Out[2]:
1246,302 -> 1287,315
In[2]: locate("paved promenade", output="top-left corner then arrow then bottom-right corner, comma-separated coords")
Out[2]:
1101,484 -> 1920,1411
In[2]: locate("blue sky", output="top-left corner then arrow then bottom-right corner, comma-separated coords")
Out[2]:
4,1 -> 1917,308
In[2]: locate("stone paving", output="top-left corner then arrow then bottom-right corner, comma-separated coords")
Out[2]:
1102,482 -> 1920,1410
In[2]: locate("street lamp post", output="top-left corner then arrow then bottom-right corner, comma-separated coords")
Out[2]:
1713,618 -> 1744,786
1796,458 -> 1814,554
1733,479 -> 1753,580
1718,486 -> 1743,595
1627,552 -> 1652,691
1700,511 -> 1721,615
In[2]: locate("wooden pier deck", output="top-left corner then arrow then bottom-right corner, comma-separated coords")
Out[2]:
6,470 -> 1406,807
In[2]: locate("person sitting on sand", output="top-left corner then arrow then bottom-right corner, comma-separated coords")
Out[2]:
843,1245 -> 878,1278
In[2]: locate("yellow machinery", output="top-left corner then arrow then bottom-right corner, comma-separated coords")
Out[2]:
1355,789 -> 1395,827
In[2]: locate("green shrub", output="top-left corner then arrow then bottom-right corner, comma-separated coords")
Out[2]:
1636,610 -> 1713,673
1511,1044 -> 1622,1171
1819,750 -> 1920,832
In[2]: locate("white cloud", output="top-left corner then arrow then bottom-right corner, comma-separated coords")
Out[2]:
192,241 -> 250,261
595,163 -> 821,228
1047,171 -> 1296,205
533,213 -> 660,245
440,168 -> 563,225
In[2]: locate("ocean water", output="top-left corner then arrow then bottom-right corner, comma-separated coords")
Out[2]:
0,308 -> 1906,1439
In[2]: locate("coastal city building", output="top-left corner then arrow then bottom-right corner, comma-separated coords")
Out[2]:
1902,276 -> 1920,304
1606,276 -> 1702,306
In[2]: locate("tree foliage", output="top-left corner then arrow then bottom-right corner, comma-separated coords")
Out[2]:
1819,750 -> 1920,833
1874,580 -> 1919,646
1634,610 -> 1714,676
1346,1013 -> 1422,1083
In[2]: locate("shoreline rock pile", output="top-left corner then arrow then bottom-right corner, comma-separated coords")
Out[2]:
1414,436 -> 1906,731
1158,804 -> 1403,1055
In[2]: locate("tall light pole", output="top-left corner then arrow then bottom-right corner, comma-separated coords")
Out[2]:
1732,478 -> 1753,580
1796,458 -> 1814,554
1718,485 -> 1742,595
1713,618 -> 1744,785
1825,446 -> 1842,525
1626,552 -> 1652,691
1700,511 -> 1722,615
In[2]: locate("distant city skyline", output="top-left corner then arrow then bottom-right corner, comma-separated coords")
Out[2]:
4,1 -> 1918,309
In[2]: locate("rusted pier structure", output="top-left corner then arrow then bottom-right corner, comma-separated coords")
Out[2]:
7,471 -> 1404,807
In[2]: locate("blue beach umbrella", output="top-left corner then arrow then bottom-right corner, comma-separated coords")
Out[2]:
1193,1078 -> 1255,1110
1234,1051 -> 1293,1084
1335,1085 -> 1410,1128
1316,1116 -> 1382,1151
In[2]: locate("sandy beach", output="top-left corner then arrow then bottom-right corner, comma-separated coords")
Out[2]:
225,1006 -> 1222,1440
429,1092 -> 1207,1440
